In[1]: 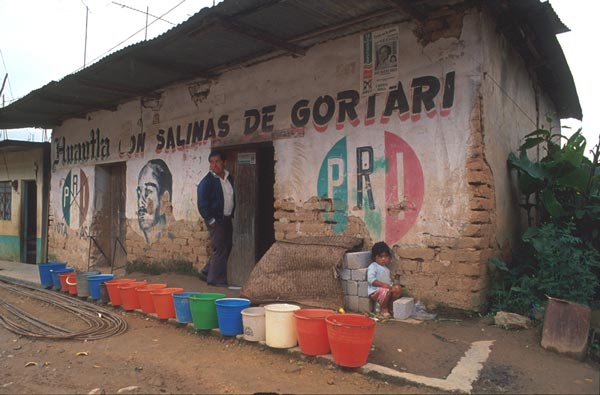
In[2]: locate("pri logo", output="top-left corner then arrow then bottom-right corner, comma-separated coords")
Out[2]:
61,169 -> 89,227
318,132 -> 423,244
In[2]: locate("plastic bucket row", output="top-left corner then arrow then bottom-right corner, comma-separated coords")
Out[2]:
39,264 -> 374,367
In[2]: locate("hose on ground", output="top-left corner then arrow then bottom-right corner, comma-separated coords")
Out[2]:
0,278 -> 127,340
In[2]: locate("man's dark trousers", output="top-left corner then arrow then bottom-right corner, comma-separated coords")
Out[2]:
203,216 -> 232,285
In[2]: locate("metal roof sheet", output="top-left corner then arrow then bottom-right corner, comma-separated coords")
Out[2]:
0,0 -> 581,129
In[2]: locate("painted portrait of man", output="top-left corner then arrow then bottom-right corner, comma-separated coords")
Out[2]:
137,159 -> 172,244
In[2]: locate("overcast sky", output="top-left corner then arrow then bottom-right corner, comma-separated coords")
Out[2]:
0,0 -> 598,148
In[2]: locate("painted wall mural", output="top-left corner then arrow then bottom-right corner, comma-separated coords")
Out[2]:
317,132 -> 424,244
61,169 -> 90,228
51,71 -> 455,170
136,159 -> 173,244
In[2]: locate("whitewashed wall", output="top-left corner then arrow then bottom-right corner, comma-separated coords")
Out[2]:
480,10 -> 560,260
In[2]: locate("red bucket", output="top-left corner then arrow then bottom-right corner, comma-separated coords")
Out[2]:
105,279 -> 136,306
294,309 -> 336,355
66,274 -> 77,295
118,281 -> 148,311
326,314 -> 375,367
151,288 -> 184,319
137,284 -> 168,313
58,272 -> 72,293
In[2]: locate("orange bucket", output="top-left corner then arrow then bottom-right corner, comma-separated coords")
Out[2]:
326,314 -> 375,368
294,309 -> 336,355
105,279 -> 136,306
151,288 -> 184,319
66,274 -> 78,295
118,281 -> 148,311
137,284 -> 168,313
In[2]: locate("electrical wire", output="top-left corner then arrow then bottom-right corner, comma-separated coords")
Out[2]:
0,278 -> 127,340
79,0 -> 189,71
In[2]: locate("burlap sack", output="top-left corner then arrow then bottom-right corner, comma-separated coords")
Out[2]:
240,236 -> 363,309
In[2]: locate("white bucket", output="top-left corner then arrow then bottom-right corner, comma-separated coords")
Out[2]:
264,303 -> 300,348
241,306 -> 265,342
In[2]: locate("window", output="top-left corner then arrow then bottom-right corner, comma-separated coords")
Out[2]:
0,181 -> 11,220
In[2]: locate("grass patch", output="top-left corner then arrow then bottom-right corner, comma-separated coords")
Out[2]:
125,258 -> 195,275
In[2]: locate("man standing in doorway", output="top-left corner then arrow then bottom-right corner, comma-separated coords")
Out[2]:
197,150 -> 234,287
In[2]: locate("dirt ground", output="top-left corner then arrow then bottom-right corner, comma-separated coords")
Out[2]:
1,271 -> 598,394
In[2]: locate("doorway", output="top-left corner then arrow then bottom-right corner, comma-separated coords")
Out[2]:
224,144 -> 275,286
20,181 -> 37,264
92,162 -> 126,270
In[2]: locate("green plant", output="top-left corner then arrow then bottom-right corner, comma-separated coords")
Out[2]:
489,223 -> 600,315
508,129 -> 600,245
489,128 -> 600,314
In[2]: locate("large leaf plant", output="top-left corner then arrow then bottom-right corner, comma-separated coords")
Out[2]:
489,128 -> 600,314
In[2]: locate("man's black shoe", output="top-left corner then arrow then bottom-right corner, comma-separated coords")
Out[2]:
208,282 -> 228,288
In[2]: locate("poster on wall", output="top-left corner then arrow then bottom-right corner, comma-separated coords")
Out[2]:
360,27 -> 399,95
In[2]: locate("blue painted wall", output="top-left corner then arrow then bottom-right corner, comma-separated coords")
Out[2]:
0,235 -> 21,261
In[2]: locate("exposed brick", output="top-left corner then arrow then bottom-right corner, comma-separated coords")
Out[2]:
274,200 -> 296,211
469,211 -> 492,224
439,248 -> 488,263
469,184 -> 493,198
454,262 -> 488,277
465,157 -> 487,171
420,260 -> 450,274
437,275 -> 487,292
298,223 -> 332,234
274,222 -> 298,233
462,223 -> 493,237
467,170 -> 493,185
402,274 -> 437,289
397,260 -> 421,272
470,197 -> 495,211
396,247 -> 436,261
454,236 -> 490,249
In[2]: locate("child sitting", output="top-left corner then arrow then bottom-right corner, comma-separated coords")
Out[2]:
367,241 -> 402,318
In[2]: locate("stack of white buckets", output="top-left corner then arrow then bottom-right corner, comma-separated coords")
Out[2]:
241,303 -> 300,347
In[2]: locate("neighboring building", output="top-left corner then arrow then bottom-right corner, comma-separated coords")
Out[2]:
0,0 -> 581,311
0,140 -> 50,263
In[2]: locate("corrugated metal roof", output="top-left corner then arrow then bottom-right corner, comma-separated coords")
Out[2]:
0,0 -> 581,129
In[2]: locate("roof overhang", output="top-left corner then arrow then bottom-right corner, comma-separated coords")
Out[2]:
0,0 -> 581,129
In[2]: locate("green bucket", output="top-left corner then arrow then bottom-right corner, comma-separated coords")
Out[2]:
190,293 -> 226,330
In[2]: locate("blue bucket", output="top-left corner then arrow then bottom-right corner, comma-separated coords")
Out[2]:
215,298 -> 251,336
87,274 -> 115,300
38,262 -> 67,288
50,267 -> 75,290
173,292 -> 202,323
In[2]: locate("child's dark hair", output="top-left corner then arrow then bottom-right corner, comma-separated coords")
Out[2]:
371,241 -> 392,260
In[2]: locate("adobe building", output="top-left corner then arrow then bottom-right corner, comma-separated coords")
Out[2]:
0,140 -> 50,263
0,0 -> 580,311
